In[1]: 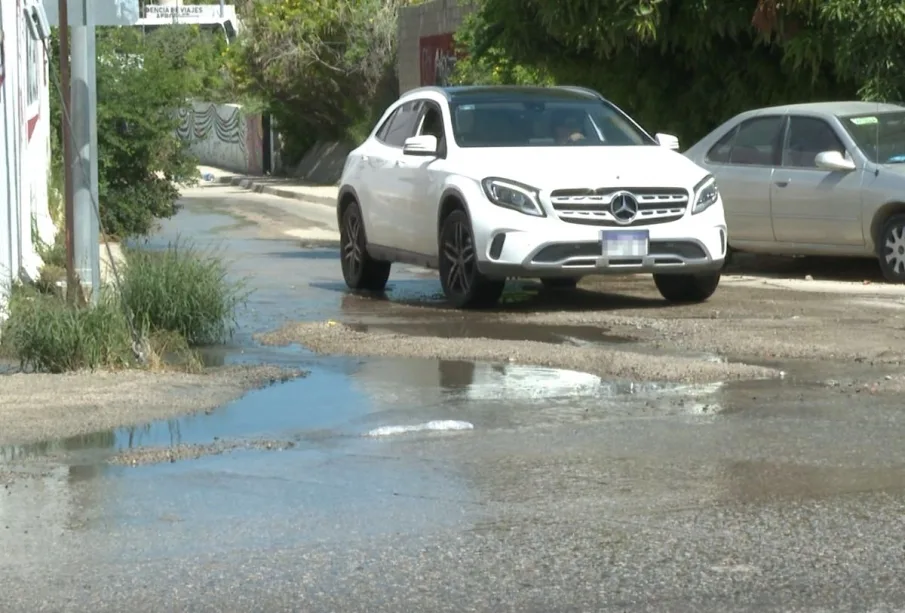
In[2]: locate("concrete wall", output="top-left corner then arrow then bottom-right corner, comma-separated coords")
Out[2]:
397,0 -> 472,94
176,101 -> 278,175
0,0 -> 55,321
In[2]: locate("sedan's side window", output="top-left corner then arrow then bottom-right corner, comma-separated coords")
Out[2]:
705,126 -> 738,164
727,116 -> 785,166
784,116 -> 847,169
378,101 -> 424,148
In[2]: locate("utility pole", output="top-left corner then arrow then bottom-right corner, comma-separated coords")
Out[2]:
71,0 -> 100,302
58,0 -> 77,304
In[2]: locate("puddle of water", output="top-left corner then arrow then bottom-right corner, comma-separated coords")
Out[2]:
346,321 -> 635,345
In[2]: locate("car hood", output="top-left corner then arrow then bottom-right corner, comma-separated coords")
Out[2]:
455,146 -> 709,190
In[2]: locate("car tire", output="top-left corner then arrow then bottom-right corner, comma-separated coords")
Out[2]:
541,277 -> 580,290
340,201 -> 391,292
439,210 -> 505,309
653,272 -> 721,303
878,214 -> 905,283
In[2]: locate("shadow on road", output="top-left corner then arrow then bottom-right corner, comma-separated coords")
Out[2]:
311,279 -> 669,313
725,252 -> 887,284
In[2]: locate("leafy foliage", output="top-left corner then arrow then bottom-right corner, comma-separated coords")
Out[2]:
49,27 -> 226,238
227,0 -> 405,162
454,0 -> 905,145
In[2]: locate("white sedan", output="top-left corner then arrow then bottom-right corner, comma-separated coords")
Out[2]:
337,85 -> 728,308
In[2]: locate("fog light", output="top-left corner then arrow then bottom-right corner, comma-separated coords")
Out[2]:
489,233 -> 506,260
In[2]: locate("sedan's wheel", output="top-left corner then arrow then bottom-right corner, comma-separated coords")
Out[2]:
541,277 -> 580,290
653,272 -> 721,303
879,214 -> 905,283
340,202 -> 391,291
439,210 -> 505,309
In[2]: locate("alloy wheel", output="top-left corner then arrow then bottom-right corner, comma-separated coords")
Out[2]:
884,223 -> 905,276
442,219 -> 476,297
342,209 -> 363,279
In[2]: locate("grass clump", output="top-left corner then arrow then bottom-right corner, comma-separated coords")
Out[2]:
0,285 -> 136,373
0,238 -> 248,373
120,239 -> 248,345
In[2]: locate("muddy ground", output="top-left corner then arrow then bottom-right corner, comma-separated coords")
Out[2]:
259,268 -> 905,390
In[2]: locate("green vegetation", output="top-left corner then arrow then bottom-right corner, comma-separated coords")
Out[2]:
48,26 -> 231,239
1,241 -> 246,374
451,0 -> 905,145
120,240 -> 248,346
227,0 -> 407,163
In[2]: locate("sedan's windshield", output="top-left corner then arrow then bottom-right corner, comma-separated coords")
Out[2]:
840,110 -> 905,163
449,98 -> 656,148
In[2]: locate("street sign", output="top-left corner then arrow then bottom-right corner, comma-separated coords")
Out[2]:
42,0 -> 141,27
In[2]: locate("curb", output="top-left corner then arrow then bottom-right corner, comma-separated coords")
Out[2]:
210,174 -> 336,208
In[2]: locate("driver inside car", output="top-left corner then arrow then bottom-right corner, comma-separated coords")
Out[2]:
552,110 -> 587,144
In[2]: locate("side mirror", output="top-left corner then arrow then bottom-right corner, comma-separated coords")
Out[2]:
402,135 -> 438,157
815,150 -> 856,172
655,133 -> 680,151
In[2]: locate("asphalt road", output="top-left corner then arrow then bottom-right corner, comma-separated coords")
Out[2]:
3,182 -> 905,612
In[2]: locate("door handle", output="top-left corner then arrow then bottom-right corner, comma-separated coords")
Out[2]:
774,179 -> 790,187
361,155 -> 369,163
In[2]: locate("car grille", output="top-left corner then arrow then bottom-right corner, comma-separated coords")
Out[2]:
549,187 -> 689,227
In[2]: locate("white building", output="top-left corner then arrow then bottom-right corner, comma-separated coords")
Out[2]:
0,0 -> 55,319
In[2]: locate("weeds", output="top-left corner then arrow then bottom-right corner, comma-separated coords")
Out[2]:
120,238 -> 249,345
0,238 -> 246,373
0,285 -> 135,373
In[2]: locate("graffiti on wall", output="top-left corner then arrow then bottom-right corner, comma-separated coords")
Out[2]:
176,102 -> 264,175
419,33 -> 458,87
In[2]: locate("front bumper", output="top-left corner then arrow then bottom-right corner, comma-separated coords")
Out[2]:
473,202 -> 727,280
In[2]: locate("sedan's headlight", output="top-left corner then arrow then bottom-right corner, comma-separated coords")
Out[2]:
481,177 -> 545,217
692,176 -> 720,214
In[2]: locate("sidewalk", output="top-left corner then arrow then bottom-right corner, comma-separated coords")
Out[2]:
197,166 -> 338,208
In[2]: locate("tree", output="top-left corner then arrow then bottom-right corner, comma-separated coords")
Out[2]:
453,0 -> 905,145
49,26 -> 225,238
227,0 -> 404,162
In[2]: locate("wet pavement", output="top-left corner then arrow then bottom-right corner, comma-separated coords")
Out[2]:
4,183 -> 905,611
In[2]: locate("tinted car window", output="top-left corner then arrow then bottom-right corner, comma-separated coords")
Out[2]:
379,101 -> 424,147
705,126 -> 738,163
418,103 -> 446,148
784,116 -> 846,168
728,116 -> 784,166
449,96 -> 654,148
841,111 -> 905,163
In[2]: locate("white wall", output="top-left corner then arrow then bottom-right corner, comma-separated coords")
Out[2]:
0,0 -> 55,322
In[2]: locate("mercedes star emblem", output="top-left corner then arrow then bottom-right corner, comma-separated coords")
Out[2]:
609,191 -> 639,224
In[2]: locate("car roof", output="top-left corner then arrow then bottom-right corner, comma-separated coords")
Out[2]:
400,85 -> 602,103
748,100 -> 905,118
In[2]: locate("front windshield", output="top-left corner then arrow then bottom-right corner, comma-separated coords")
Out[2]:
449,98 -> 656,148
841,111 -> 905,163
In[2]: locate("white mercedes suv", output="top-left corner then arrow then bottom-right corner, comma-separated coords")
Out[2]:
337,85 -> 728,308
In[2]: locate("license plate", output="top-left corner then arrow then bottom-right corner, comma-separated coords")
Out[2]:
600,230 -> 649,257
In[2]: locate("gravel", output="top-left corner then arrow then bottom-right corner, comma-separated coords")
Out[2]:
257,321 -> 780,383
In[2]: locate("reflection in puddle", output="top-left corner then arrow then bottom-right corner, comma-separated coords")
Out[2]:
346,321 -> 635,345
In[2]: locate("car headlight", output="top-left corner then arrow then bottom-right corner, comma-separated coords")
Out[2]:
692,176 -> 720,214
481,177 -> 545,217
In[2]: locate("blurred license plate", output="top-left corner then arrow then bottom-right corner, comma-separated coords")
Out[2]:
600,230 -> 649,257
